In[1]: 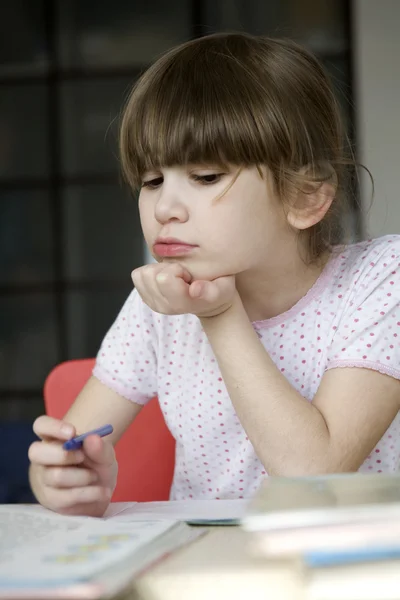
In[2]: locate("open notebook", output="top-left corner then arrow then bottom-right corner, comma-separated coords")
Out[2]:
0,504 -> 202,599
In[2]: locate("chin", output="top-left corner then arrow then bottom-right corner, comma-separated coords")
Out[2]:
155,255 -> 236,282
189,264 -> 234,282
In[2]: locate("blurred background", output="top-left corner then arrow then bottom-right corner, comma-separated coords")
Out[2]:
0,0 -> 398,502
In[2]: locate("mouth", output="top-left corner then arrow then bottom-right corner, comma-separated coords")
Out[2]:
153,238 -> 198,258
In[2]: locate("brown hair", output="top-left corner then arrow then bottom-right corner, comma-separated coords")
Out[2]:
120,32 -> 361,260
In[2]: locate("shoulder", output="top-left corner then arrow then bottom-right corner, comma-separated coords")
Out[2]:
329,235 -> 400,298
324,235 -> 400,378
333,234 -> 400,272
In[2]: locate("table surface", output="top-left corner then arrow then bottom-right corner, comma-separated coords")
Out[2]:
122,526 -> 400,600
127,526 -> 303,600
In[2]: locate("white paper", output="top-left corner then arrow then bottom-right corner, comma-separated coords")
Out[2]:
0,500 -> 243,591
0,505 -> 176,585
103,502 -> 136,518
112,499 -> 249,522
0,505 -> 90,554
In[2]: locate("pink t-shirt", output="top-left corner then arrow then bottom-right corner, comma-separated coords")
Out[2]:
93,235 -> 400,499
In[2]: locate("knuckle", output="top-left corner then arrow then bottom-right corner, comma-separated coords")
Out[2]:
32,415 -> 46,434
170,263 -> 181,274
28,441 -> 42,462
51,467 -> 65,486
87,470 -> 97,485
75,486 -> 100,504
66,450 -> 84,464
56,492 -> 74,511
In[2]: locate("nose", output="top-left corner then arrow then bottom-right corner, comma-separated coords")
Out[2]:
154,181 -> 189,225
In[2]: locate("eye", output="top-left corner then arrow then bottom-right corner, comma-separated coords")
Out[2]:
141,176 -> 163,189
192,174 -> 223,185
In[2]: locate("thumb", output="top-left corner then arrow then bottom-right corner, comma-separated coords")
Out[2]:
82,435 -> 115,469
190,275 -> 235,303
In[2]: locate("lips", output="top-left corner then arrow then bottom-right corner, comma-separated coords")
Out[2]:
153,237 -> 198,258
154,237 -> 191,245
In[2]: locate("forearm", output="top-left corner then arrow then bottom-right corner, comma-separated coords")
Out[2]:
200,296 -> 334,476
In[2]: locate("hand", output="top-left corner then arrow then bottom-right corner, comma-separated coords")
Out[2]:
28,416 -> 118,517
131,263 -> 237,318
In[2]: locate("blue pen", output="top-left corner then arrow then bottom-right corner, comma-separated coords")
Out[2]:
63,424 -> 114,451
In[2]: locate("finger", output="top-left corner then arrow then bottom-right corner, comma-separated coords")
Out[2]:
28,440 -> 84,466
157,275 -> 189,305
82,436 -> 116,468
156,270 -> 190,302
190,277 -> 235,303
158,263 -> 192,284
33,415 -> 75,442
131,263 -> 164,286
47,485 -> 112,511
188,280 -> 205,299
43,466 -> 98,489
188,279 -> 219,302
132,266 -> 166,311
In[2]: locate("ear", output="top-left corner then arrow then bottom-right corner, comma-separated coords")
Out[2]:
286,179 -> 336,231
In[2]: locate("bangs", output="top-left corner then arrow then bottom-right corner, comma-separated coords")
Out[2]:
119,36 -> 279,189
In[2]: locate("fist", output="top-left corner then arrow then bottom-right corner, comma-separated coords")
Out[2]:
131,263 -> 236,318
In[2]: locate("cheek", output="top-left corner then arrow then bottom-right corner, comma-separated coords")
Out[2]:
212,209 -> 261,249
139,204 -> 155,238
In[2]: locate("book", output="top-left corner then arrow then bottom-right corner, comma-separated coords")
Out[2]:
247,519 -> 400,558
242,473 -> 400,532
0,504 -> 203,599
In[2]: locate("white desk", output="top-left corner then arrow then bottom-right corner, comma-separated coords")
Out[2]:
129,526 -> 400,600
131,526 -> 302,600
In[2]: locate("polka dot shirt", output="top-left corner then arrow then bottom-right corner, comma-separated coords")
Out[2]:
93,235 -> 400,500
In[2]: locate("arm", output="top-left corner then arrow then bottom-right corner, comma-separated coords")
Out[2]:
200,297 -> 400,475
29,286 -> 159,516
62,375 -> 142,444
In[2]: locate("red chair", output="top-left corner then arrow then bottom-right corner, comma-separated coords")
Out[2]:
43,359 -> 175,502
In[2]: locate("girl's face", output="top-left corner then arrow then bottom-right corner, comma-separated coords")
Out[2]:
138,164 -> 295,282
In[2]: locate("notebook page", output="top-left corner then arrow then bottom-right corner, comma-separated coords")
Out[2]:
0,505 -> 177,584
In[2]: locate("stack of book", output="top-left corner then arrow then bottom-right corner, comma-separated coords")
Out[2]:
242,473 -> 400,600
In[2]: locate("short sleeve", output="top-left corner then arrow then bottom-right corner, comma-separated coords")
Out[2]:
93,288 -> 158,405
326,240 -> 400,380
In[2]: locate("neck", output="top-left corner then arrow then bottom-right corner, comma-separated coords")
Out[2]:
236,246 -> 330,323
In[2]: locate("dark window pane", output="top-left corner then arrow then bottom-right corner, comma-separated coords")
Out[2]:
0,294 -> 59,389
63,185 -> 143,280
0,1 -> 48,76
58,0 -> 191,68
0,420 -> 38,504
66,289 -> 131,359
323,57 -> 352,132
0,397 -> 45,421
0,85 -> 48,179
0,190 -> 54,284
204,0 -> 347,55
60,78 -> 132,176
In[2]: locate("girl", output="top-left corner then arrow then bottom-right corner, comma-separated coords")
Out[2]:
29,32 -> 400,517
